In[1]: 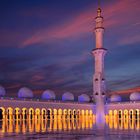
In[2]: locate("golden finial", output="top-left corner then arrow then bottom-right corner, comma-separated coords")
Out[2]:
97,8 -> 101,16
97,0 -> 101,16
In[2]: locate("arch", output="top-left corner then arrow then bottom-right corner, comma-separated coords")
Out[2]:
62,109 -> 67,119
0,107 -> 5,120
58,109 -> 62,115
63,109 -> 67,115
68,109 -> 72,118
118,110 -> 122,119
53,109 -> 57,119
41,108 -> 46,119
124,109 -> 128,114
41,108 -> 46,114
53,109 -> 57,115
77,110 -> 81,115
14,107 -> 20,120
89,110 -> 93,115
7,107 -> 13,120
129,109 -> 134,120
35,108 -> 40,115
113,110 -> 118,119
22,108 -> 28,120
135,109 -> 139,120
81,110 -> 85,116
14,107 -> 20,114
35,108 -> 41,119
7,107 -> 13,114
73,109 -> 76,118
29,108 -> 34,119
123,109 -> 128,120
85,110 -> 89,116
109,110 -> 113,117
47,108 -> 52,119
77,110 -> 81,119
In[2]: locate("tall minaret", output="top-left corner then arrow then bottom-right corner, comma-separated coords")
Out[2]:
92,7 -> 107,124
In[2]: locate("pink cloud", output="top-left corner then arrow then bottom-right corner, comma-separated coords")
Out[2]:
19,0 -> 140,47
30,74 -> 44,82
110,86 -> 140,95
118,34 -> 140,46
6,84 -> 21,89
21,9 -> 94,47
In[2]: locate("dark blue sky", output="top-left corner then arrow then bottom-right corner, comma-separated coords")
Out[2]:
0,0 -> 140,98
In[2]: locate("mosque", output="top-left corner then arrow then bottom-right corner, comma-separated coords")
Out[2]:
0,7 -> 140,124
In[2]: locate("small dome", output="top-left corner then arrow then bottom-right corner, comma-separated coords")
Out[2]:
62,92 -> 74,101
110,95 -> 122,102
130,92 -> 140,101
78,94 -> 90,102
42,90 -> 56,100
0,85 -> 6,96
18,87 -> 33,98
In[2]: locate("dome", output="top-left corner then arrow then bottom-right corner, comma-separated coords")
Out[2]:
78,94 -> 90,102
62,92 -> 74,101
42,90 -> 56,100
110,95 -> 122,102
130,92 -> 140,101
18,87 -> 33,98
0,85 -> 6,96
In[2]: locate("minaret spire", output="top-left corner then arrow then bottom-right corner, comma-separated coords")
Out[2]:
92,4 -> 107,125
97,8 -> 101,17
97,0 -> 101,16
95,5 -> 104,49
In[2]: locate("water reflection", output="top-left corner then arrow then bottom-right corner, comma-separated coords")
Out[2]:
0,117 -> 140,139
106,117 -> 140,130
0,116 -> 95,135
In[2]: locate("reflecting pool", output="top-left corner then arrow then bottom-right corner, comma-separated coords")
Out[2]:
0,117 -> 140,140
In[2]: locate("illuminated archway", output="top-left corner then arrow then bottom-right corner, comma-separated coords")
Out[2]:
53,109 -> 57,119
118,110 -> 122,119
85,110 -> 89,116
41,108 -> 46,119
35,108 -> 40,119
77,110 -> 81,118
129,109 -> 134,120
81,110 -> 85,116
73,109 -> 76,119
135,109 -> 139,120
109,110 -> 113,118
7,107 -> 13,120
29,108 -> 34,119
89,110 -> 93,116
0,107 -> 5,120
68,109 -> 72,119
47,109 -> 52,119
14,107 -> 20,120
63,109 -> 67,115
63,109 -> 67,119
124,109 -> 128,120
22,108 -> 28,120
53,109 -> 57,115
113,110 -> 118,119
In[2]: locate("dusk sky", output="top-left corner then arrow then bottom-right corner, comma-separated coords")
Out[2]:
0,0 -> 140,99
